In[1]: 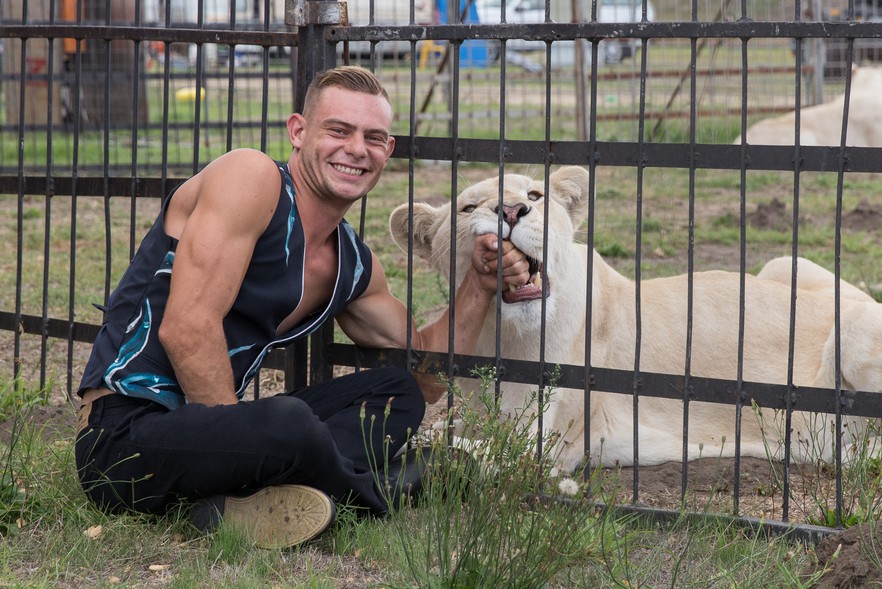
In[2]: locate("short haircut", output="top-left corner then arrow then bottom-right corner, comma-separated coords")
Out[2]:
302,66 -> 391,118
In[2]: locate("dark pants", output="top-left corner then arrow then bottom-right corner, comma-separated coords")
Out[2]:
74,367 -> 425,515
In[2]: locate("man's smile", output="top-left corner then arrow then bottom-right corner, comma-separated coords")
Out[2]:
331,163 -> 366,176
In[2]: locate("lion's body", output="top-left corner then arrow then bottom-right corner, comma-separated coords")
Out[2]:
734,65 -> 882,147
390,167 -> 882,470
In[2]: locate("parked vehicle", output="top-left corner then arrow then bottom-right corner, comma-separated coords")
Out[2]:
474,0 -> 655,64
340,0 -> 436,60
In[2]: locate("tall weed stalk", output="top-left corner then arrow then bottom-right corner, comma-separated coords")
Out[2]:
0,380 -> 50,537
371,367 -> 605,589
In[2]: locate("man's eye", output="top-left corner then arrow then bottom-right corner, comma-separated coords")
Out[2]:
527,190 -> 543,201
461,205 -> 477,213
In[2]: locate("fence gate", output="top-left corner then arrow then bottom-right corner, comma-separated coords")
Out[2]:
3,0 -> 882,543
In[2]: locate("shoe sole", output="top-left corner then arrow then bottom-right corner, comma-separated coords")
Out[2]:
222,484 -> 335,549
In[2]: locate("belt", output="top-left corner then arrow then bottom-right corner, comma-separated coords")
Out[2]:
80,387 -> 117,405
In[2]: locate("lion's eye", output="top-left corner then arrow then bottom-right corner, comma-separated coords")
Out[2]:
461,204 -> 477,213
527,190 -> 543,202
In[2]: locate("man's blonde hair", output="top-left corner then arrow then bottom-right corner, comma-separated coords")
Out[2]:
302,66 -> 390,118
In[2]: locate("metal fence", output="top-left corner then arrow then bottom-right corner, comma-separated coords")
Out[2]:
3,0 -> 882,541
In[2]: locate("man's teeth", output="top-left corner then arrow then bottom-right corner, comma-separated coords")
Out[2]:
508,271 -> 543,292
333,164 -> 364,175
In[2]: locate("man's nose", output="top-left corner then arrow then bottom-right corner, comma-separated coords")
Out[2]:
344,133 -> 368,157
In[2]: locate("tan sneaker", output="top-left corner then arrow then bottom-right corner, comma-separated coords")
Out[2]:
192,485 -> 335,549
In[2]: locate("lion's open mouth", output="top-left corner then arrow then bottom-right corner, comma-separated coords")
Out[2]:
502,254 -> 548,304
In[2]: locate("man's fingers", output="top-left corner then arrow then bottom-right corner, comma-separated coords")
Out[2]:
472,235 -> 531,288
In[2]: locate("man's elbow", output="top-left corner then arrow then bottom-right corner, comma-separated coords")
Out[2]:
415,373 -> 449,404
157,317 -> 199,358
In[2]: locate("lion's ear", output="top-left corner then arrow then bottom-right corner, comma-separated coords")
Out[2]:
550,166 -> 591,222
389,202 -> 440,261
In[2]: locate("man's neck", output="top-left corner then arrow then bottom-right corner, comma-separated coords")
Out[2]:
289,162 -> 350,250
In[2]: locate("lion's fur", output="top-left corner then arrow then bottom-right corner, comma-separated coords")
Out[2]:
734,65 -> 882,146
389,167 -> 882,470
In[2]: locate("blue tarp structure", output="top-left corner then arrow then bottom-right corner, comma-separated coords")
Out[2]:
436,0 -> 492,67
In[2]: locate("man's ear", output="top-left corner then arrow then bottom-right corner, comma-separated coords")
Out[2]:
384,135 -> 396,163
286,113 -> 306,149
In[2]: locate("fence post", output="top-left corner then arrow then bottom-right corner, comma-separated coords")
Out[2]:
282,1 -> 344,389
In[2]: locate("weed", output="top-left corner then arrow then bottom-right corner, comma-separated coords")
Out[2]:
369,368 -> 610,588
0,381 -> 52,537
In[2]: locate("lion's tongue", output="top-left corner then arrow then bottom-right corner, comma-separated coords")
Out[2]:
502,271 -> 544,304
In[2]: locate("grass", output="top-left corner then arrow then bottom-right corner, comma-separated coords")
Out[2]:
0,379 -> 837,588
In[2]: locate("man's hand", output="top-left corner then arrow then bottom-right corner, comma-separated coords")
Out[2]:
471,233 -> 532,293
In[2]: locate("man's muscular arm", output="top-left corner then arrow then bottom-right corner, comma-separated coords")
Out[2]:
336,234 -> 530,403
157,150 -> 280,406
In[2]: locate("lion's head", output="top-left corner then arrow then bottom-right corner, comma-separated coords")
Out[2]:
389,166 -> 591,330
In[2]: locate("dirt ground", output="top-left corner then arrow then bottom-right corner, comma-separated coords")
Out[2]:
810,523 -> 882,588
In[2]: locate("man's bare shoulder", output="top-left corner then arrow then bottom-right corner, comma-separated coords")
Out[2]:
168,150 -> 284,238
190,149 -> 283,205
202,148 -> 281,180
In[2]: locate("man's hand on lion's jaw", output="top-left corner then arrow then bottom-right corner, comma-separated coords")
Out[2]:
471,234 -> 531,294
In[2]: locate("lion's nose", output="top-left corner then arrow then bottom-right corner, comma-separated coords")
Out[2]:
495,203 -> 530,228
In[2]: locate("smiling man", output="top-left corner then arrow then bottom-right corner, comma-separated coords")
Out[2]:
74,66 -> 530,548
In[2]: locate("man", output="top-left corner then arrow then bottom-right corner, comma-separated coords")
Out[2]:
75,66 -> 529,548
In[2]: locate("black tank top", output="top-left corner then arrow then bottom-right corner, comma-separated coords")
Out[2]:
78,161 -> 373,409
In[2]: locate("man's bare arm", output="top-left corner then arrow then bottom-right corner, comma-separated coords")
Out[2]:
158,150 -> 281,406
337,235 -> 530,402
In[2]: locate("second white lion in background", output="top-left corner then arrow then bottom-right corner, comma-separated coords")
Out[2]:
734,65 -> 882,146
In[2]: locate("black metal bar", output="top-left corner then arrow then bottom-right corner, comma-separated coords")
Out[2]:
0,25 -> 297,46
284,341 -> 309,390
299,2 -> 344,386
326,344 -> 882,419
9,299 -> 882,423
630,19 -> 650,506
326,21 -> 882,43
13,31 -> 27,393
596,501 -> 837,547
392,137 -> 882,172
0,176 -> 182,198
832,36 -> 857,530
734,19 -> 749,518
4,139 -> 882,180
680,0 -> 699,502
582,30 -> 600,485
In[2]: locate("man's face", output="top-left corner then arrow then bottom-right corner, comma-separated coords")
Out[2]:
288,87 -> 395,205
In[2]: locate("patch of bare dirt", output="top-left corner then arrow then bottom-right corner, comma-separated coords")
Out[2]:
748,196 -> 882,234
809,522 -> 882,588
748,197 -> 794,231
843,199 -> 882,233
0,403 -> 77,446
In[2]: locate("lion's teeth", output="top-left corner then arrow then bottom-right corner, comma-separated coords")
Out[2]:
509,284 -> 517,293
532,273 -> 542,289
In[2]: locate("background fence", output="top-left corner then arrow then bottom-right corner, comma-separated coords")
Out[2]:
3,0 -> 882,538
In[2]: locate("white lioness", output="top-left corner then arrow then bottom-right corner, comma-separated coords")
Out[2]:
389,166 -> 882,471
734,65 -> 882,146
